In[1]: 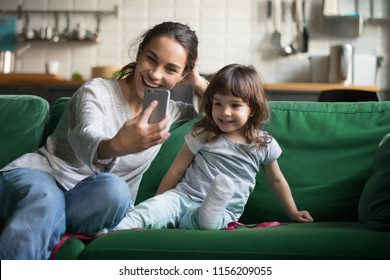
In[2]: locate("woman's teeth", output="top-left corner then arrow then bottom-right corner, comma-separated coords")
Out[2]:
143,77 -> 160,88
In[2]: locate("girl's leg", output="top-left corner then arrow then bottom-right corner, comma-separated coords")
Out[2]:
115,189 -> 193,230
0,168 -> 66,260
179,207 -> 233,230
197,174 -> 235,229
65,172 -> 132,235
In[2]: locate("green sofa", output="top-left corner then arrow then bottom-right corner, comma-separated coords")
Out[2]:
1,94 -> 390,260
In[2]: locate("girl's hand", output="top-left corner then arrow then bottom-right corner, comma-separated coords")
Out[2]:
98,101 -> 170,158
291,210 -> 314,223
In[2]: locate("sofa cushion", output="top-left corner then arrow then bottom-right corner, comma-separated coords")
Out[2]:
241,101 -> 390,223
53,100 -> 390,260
358,133 -> 390,231
76,222 -> 390,260
0,95 -> 49,169
45,96 -> 70,138
137,102 -> 390,223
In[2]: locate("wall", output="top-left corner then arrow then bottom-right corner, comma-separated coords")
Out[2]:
1,0 -> 389,99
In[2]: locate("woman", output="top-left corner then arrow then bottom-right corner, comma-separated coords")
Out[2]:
0,21 -> 207,259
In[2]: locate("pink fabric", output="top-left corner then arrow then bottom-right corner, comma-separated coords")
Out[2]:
49,233 -> 92,260
222,221 -> 283,230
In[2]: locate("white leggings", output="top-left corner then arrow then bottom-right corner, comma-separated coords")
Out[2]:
115,189 -> 233,230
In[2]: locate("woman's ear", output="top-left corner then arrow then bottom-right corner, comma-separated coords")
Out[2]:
179,73 -> 187,82
135,50 -> 142,62
175,72 -> 189,86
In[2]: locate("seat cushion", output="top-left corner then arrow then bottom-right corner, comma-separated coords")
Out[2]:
70,222 -> 390,260
0,95 -> 49,169
45,96 -> 70,138
359,133 -> 390,231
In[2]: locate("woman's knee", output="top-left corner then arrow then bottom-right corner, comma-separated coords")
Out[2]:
66,173 -> 132,233
93,173 -> 131,204
74,173 -> 131,209
0,169 -> 65,212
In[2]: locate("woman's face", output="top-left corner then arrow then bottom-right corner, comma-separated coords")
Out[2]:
134,36 -> 188,99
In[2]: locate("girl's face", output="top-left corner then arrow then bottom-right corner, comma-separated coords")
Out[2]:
134,36 -> 188,99
211,92 -> 252,142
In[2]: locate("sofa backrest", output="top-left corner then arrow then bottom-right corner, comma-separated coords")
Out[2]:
242,101 -> 390,223
140,101 -> 390,223
47,99 -> 390,223
0,95 -> 49,169
3,95 -> 390,224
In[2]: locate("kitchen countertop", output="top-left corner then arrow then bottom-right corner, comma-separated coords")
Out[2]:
264,83 -> 379,92
0,73 -> 84,86
0,73 -> 380,92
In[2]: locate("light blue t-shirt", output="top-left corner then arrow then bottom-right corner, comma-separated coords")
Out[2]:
175,131 -> 282,220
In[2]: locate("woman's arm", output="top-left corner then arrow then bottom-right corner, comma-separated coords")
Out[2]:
262,160 -> 313,222
157,143 -> 195,194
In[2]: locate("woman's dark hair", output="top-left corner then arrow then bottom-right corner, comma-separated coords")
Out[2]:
192,63 -> 271,148
116,22 -> 198,80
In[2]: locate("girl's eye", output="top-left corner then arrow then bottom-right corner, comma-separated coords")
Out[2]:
232,103 -> 241,109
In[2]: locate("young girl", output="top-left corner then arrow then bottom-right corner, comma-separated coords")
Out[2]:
0,21 -> 206,259
116,63 -> 313,230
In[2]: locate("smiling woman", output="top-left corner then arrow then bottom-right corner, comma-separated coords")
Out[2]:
130,36 -> 188,97
0,21 -> 207,260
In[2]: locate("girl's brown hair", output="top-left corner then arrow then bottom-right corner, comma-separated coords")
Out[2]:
115,22 -> 198,80
192,63 -> 271,147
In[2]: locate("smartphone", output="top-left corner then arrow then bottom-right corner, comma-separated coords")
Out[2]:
143,88 -> 170,124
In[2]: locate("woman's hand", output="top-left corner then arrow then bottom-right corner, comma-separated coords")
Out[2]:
178,54 -> 209,96
98,101 -> 170,159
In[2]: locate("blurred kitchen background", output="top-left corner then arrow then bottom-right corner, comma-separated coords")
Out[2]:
0,0 -> 389,101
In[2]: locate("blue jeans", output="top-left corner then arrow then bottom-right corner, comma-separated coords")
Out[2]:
0,168 -> 132,260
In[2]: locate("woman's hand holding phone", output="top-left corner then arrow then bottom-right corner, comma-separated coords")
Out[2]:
142,88 -> 170,124
97,95 -> 170,159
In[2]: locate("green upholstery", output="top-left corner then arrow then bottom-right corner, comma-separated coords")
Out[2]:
359,133 -> 390,231
1,95 -> 390,259
0,95 -> 49,169
53,236 -> 87,260
244,102 -> 390,223
45,97 -> 70,138
79,222 -> 390,260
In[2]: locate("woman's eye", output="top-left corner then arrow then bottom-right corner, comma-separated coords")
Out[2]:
167,67 -> 178,73
147,56 -> 157,63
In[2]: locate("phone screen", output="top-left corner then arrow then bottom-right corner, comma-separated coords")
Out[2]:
143,88 -> 170,124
